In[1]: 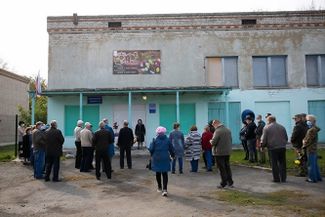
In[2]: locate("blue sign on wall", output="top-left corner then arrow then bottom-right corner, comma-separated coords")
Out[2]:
149,103 -> 156,113
87,96 -> 103,104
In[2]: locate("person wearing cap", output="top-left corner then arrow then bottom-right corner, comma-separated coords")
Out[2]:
264,113 -> 272,127
149,126 -> 175,197
44,120 -> 65,182
117,120 -> 134,169
245,116 -> 257,163
211,119 -> 233,189
303,114 -> 322,183
74,120 -> 83,169
92,121 -> 113,180
255,115 -> 266,164
291,114 -> 308,176
32,121 -> 46,179
261,116 -> 288,183
80,122 -> 94,172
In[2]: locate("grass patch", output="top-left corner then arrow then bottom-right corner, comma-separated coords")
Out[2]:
230,148 -> 325,175
216,189 -> 298,206
215,189 -> 325,217
0,145 -> 15,162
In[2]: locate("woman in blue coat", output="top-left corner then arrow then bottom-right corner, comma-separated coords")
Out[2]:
149,126 -> 175,197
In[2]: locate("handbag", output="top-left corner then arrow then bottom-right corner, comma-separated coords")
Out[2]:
146,159 -> 152,170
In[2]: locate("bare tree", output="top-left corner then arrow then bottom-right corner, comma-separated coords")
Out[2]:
0,58 -> 8,70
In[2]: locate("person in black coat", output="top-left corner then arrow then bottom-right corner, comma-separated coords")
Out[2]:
135,119 -> 146,149
117,120 -> 134,169
291,114 -> 308,176
92,121 -> 113,180
44,120 -> 65,182
22,127 -> 32,164
245,116 -> 257,163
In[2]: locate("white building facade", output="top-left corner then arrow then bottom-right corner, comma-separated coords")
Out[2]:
46,11 -> 325,148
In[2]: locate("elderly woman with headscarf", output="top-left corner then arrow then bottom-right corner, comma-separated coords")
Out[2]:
149,126 -> 175,197
303,114 -> 322,183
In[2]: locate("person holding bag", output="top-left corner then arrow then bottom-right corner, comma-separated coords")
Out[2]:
149,126 -> 175,197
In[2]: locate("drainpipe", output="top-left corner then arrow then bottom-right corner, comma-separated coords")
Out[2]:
31,91 -> 35,125
128,92 -> 132,128
224,90 -> 229,127
79,92 -> 83,120
176,91 -> 180,123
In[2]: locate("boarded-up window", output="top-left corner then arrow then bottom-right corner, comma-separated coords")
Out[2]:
206,57 -> 238,87
306,55 -> 325,87
253,56 -> 287,87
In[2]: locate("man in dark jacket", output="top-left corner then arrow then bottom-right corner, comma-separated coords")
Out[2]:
245,116 -> 257,163
32,121 -> 47,179
291,114 -> 308,176
92,121 -> 113,180
117,120 -> 134,169
261,116 -> 288,183
44,120 -> 65,182
255,115 -> 266,164
211,119 -> 233,188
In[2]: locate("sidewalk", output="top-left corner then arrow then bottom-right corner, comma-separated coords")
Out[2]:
0,154 -> 324,217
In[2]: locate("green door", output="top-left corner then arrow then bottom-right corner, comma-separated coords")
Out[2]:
208,102 -> 241,145
64,106 -> 80,136
83,105 -> 100,131
180,104 -> 196,133
159,104 -> 176,133
64,105 -> 99,136
159,103 -> 196,134
308,100 -> 325,142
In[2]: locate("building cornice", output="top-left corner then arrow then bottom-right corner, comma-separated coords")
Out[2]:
43,86 -> 231,96
0,69 -> 30,84
47,10 -> 325,34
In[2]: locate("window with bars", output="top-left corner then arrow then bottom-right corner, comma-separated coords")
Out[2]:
253,56 -> 287,88
306,55 -> 325,87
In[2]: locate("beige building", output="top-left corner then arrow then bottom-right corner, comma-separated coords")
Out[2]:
0,69 -> 29,144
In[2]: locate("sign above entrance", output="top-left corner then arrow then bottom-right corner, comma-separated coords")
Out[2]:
87,96 -> 103,104
113,50 -> 161,74
149,103 -> 156,113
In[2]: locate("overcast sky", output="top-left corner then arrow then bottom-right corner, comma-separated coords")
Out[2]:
0,0 -> 324,80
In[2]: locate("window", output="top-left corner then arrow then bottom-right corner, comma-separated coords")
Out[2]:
206,57 -> 238,87
253,56 -> 287,87
306,55 -> 325,87
108,22 -> 122,28
242,19 -> 256,25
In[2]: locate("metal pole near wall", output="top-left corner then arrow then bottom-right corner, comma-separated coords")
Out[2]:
176,91 -> 180,123
15,114 -> 18,157
31,92 -> 35,125
128,92 -> 132,128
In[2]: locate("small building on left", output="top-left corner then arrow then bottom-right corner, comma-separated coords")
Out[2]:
0,68 -> 30,145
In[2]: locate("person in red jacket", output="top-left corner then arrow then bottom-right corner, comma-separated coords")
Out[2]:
201,125 -> 213,172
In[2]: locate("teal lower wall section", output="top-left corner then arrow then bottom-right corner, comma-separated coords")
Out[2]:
47,88 -> 325,148
308,100 -> 325,142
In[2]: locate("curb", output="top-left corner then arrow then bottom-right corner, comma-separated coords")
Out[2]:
234,163 -> 272,171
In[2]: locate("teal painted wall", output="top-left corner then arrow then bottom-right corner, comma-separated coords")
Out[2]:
47,88 -> 325,148
308,100 -> 325,142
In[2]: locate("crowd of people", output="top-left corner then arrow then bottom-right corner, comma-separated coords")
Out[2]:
16,111 -> 322,197
18,120 -> 64,182
240,112 -> 322,184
